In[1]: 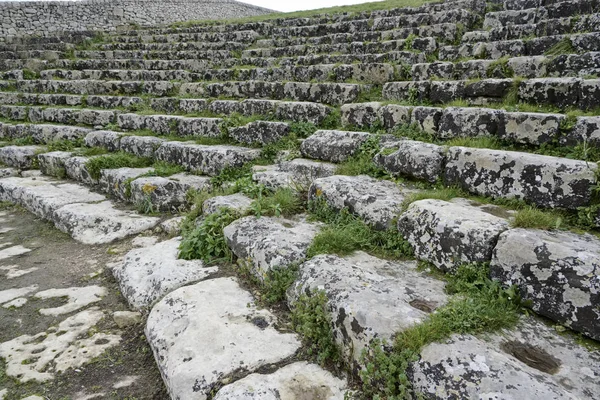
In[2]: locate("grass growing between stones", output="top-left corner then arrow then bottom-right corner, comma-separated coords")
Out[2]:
179,208 -> 239,263
84,152 -> 153,180
336,135 -> 389,177
359,263 -> 523,399
307,197 -> 413,260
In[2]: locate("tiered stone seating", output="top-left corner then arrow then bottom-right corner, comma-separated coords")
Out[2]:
1,0 -> 599,398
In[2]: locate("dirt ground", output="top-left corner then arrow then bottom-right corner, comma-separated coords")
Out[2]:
0,204 -> 168,400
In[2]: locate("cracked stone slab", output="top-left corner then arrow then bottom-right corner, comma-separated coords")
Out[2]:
300,130 -> 369,163
289,252 -> 447,364
309,175 -> 413,230
224,216 -> 319,279
112,237 -> 218,309
213,361 -> 348,400
0,308 -> 120,382
53,201 -> 160,244
444,147 -> 598,209
34,286 -> 107,316
491,228 -> 600,340
398,198 -> 511,272
411,317 -> 600,399
146,277 -> 301,400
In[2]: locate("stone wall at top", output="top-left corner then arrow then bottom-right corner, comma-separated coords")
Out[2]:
0,0 -> 272,38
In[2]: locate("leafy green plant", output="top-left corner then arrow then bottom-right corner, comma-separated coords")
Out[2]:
179,208 -> 239,263
336,135 -> 387,177
291,289 -> 340,365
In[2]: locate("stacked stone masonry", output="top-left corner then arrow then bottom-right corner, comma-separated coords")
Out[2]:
0,0 -> 599,398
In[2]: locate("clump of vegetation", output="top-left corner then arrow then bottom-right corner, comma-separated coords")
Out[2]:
512,206 -> 564,230
179,208 -> 239,263
84,152 -> 153,180
336,135 -> 388,177
545,38 -> 576,56
290,289 -> 340,366
307,197 -> 413,259
359,263 -> 523,398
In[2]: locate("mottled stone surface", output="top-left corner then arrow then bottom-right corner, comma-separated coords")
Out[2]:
300,130 -> 370,163
214,362 -> 347,400
398,199 -> 511,272
146,278 -> 300,400
444,147 -> 598,209
37,151 -> 72,177
491,228 -> 600,340
112,237 -> 218,309
202,193 -> 253,216
289,252 -> 447,363
224,216 -> 319,279
438,107 -> 501,139
341,102 -> 382,128
99,167 -> 153,201
310,175 -> 412,229
130,174 -> 210,212
0,146 -> 44,169
228,121 -> 290,145
54,201 -> 159,244
499,112 -> 564,145
374,140 -> 446,183
412,317 -> 600,399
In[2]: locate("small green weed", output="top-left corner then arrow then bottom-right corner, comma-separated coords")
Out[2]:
179,208 -> 239,263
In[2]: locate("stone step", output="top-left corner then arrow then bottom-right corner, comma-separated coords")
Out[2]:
0,176 -> 159,244
38,62 -> 402,85
14,79 -> 178,97
74,49 -> 233,61
411,52 -> 600,80
0,93 -> 332,125
483,0 -> 599,29
440,32 -> 600,61
309,174 -> 414,230
223,215 -> 320,278
342,103 -> 574,147
252,158 -> 337,190
98,40 -> 248,52
300,129 -> 370,163
145,277 -> 302,399
111,237 -> 219,309
463,13 -> 600,43
213,361 -> 348,399
411,316 -> 600,398
491,228 -> 600,341
0,145 -> 45,169
383,77 -> 600,110
241,38 -> 437,58
288,251 -> 448,364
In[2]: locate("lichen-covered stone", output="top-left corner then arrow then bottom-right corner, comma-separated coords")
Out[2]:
112,237 -> 218,309
438,107 -> 501,138
37,151 -> 71,177
309,175 -> 412,230
300,130 -> 369,163
228,121 -> 290,145
374,140 -> 445,183
398,199 -> 511,272
491,228 -> 600,340
99,167 -> 153,201
565,116 -> 600,146
130,174 -> 210,212
378,104 -> 412,130
64,156 -> 98,185
289,252 -> 447,363
0,146 -> 45,169
202,193 -> 253,216
518,78 -> 582,109
341,102 -> 382,128
412,106 -> 443,134
146,278 -> 300,399
84,130 -> 123,151
119,135 -> 166,158
224,215 -> 319,278
411,317 -> 600,399
499,112 -> 564,145
444,147 -> 598,209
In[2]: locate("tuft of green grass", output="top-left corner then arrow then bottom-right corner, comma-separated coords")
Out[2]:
545,37 -> 576,56
147,161 -> 185,177
336,135 -> 388,177
512,206 -> 564,230
307,198 -> 413,259
84,152 -> 153,180
250,188 -> 303,218
445,136 -> 504,149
